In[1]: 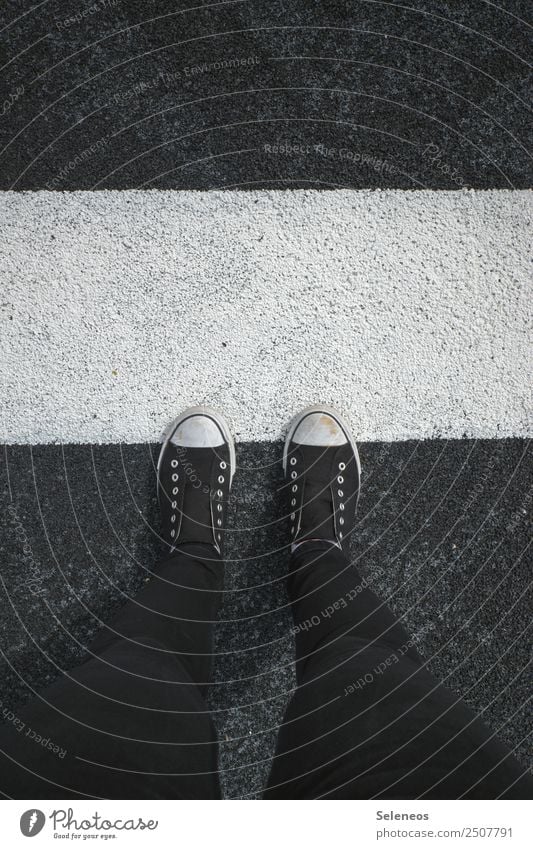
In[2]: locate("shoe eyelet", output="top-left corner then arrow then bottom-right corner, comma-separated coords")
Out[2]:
170,529 -> 175,537
172,501 -> 177,509
217,519 -> 222,526
291,526 -> 295,534
217,504 -> 222,512
292,484 -> 297,493
217,533 -> 221,541
337,475 -> 344,484
172,473 -> 179,482
171,514 -> 176,523
339,462 -> 346,470
290,457 -> 297,466
220,461 -> 227,469
339,517 -> 344,526
339,532 -> 343,540
340,503 -> 345,511
172,487 -> 179,495
217,489 -> 223,498
218,475 -> 225,484
291,498 -> 296,506
290,513 -> 295,520
171,459 -> 178,468
338,490 -> 343,497
291,471 -> 297,479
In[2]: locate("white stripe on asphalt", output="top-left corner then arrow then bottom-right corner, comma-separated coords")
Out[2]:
1,190 -> 531,444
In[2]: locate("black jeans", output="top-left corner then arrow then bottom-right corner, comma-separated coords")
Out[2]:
0,542 -> 531,799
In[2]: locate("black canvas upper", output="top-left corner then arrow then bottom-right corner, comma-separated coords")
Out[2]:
285,431 -> 360,553
157,433 -> 231,555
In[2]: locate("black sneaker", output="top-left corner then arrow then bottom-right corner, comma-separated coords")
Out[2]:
283,405 -> 361,553
157,406 -> 235,555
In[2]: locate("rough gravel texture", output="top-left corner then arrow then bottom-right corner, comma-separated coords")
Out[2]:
0,1 -> 532,190
2,189 -> 531,444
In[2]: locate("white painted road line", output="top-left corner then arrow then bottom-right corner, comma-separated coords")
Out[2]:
1,190 -> 531,444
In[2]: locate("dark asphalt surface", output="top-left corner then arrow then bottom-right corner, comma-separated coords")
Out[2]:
0,0 -> 532,189
1,439 -> 531,797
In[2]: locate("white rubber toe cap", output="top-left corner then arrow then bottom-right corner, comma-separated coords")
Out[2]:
292,412 -> 348,446
170,415 -> 225,448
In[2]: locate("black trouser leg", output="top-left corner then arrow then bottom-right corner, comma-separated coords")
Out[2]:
266,542 -> 533,799
0,544 -> 223,799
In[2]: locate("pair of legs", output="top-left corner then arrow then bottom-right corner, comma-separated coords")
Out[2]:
0,407 -> 531,798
